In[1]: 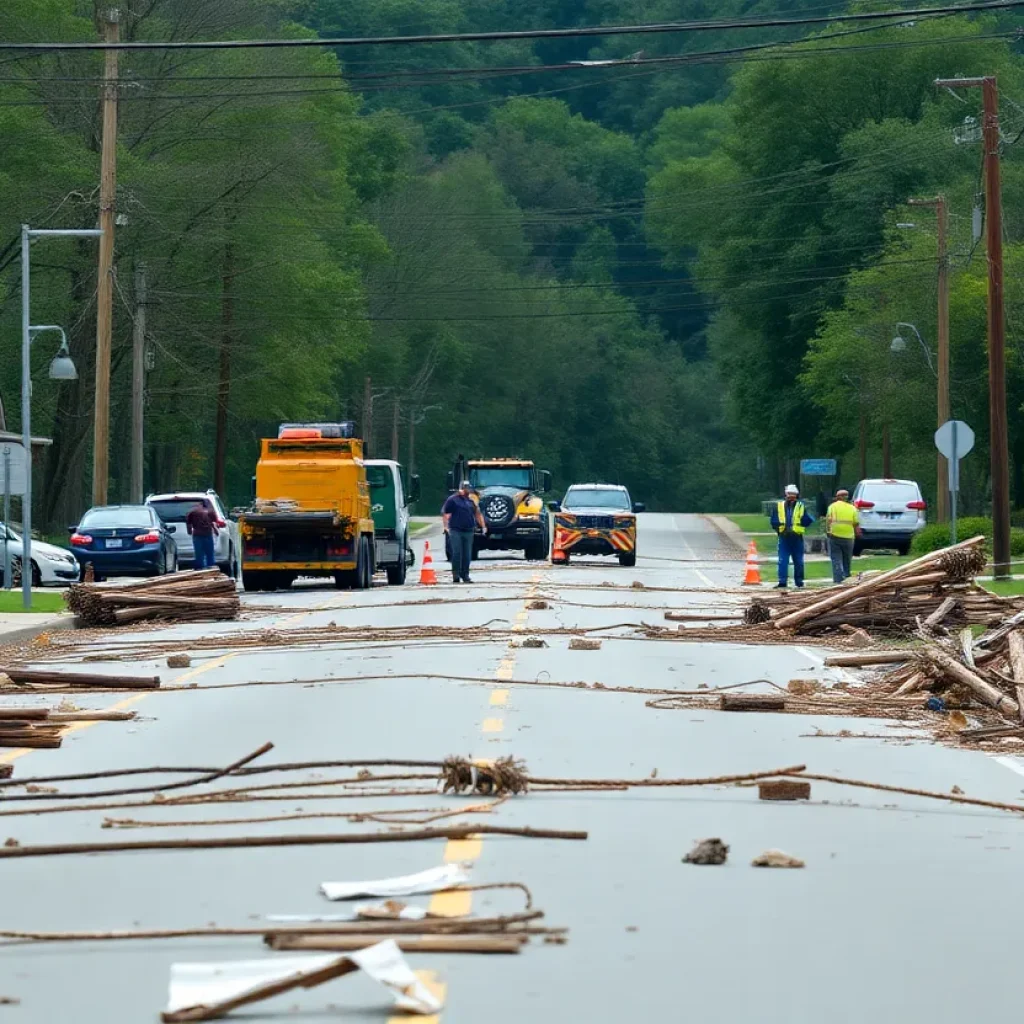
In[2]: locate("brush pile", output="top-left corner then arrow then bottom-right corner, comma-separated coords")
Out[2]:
66,569 -> 240,628
750,536 -> 1015,638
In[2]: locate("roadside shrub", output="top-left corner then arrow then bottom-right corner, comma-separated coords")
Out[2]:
909,517 -> 1024,557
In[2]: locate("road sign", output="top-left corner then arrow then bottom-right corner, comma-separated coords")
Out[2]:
0,444 -> 27,498
934,420 -> 975,545
799,458 -> 837,476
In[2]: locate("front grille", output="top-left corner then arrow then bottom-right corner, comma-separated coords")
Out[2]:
575,515 -> 614,529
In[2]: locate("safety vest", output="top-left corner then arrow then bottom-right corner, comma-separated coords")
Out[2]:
776,500 -> 807,535
827,500 -> 859,540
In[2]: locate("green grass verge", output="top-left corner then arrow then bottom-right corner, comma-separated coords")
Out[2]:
0,590 -> 66,613
408,520 -> 434,536
725,513 -> 771,533
801,554 -> 914,580
981,578 -> 1024,597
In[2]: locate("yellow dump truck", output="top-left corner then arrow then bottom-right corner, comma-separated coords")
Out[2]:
238,423 -> 375,592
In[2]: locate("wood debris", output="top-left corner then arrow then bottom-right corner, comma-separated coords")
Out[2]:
166,654 -> 192,669
567,638 -> 601,651
67,569 -> 239,628
757,779 -> 811,801
751,849 -> 804,868
683,837 -> 728,865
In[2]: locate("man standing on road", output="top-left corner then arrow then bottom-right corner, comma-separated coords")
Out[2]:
825,487 -> 861,583
770,484 -> 814,589
186,498 -> 219,571
442,480 -> 487,584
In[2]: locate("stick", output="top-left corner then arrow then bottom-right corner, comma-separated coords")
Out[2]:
0,824 -> 588,859
525,765 -> 805,788
719,693 -> 786,712
266,934 -> 526,954
773,536 -> 985,630
0,668 -> 160,689
0,742 -> 274,803
823,651 -> 914,667
923,648 -> 1019,718
1007,631 -> 1024,723
924,596 -> 959,630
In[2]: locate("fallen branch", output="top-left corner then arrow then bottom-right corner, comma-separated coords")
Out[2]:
266,934 -> 526,954
923,648 -> 1019,718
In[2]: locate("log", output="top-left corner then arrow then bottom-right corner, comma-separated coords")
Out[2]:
923,647 -> 1019,718
265,934 -> 526,954
1007,632 -> 1024,724
924,597 -> 959,630
893,671 -> 927,697
773,536 -> 986,631
757,779 -> 810,801
0,668 -> 160,689
0,733 -> 62,749
959,724 -> 1024,742
0,709 -> 50,721
824,651 -> 914,667
97,593 -> 235,608
46,710 -> 137,723
719,693 -> 786,713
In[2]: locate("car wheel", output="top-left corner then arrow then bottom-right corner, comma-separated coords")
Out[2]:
525,541 -> 547,561
31,561 -> 41,588
387,547 -> 408,586
359,538 -> 372,589
618,550 -> 637,568
242,571 -> 262,592
897,541 -> 911,556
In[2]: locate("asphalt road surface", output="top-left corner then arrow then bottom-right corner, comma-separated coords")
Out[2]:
2,513 -> 1023,1022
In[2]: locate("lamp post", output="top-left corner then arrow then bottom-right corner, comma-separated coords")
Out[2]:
892,321 -> 943,504
21,225 -> 101,610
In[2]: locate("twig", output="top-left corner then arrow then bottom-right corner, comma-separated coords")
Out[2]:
525,764 -> 806,789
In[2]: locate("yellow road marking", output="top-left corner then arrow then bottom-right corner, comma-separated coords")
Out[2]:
481,717 -> 503,733
388,971 -> 447,1024
0,650 -> 239,767
490,689 -> 509,707
427,888 -> 473,918
443,836 -> 483,862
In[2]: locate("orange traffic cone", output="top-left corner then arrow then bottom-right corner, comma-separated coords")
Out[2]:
551,528 -> 568,565
419,540 -> 438,586
742,540 -> 762,585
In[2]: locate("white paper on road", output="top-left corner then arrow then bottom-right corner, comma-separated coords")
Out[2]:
320,862 -> 470,901
266,902 -> 429,923
165,941 -> 442,1016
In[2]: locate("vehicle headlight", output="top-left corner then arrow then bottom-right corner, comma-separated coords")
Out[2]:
614,517 -> 635,528
518,513 -> 541,521
46,552 -> 75,563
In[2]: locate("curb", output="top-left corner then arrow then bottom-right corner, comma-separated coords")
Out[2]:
702,515 -> 748,554
0,614 -> 75,649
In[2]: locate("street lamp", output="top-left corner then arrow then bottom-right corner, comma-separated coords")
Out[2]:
21,225 -> 102,610
891,322 -> 937,377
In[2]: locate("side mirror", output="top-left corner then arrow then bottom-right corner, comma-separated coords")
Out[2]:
408,475 -> 421,504
541,470 -> 552,493
633,502 -> 646,513
67,525 -> 78,534
548,500 -> 561,512
250,475 -> 257,500
445,471 -> 455,493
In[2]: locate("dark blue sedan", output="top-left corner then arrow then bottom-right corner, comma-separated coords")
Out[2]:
70,505 -> 179,581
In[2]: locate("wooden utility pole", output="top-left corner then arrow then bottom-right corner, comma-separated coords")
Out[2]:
391,398 -> 400,461
908,195 -> 950,521
130,263 -> 146,503
92,8 -> 120,506
936,76 -> 1009,575
214,238 -> 234,497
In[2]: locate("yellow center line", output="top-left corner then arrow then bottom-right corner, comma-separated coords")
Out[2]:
0,650 -> 239,767
489,689 -> 509,707
481,717 -> 503,733
389,971 -> 446,1024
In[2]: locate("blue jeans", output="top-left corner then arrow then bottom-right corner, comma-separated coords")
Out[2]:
193,534 -> 216,570
777,534 -> 804,587
448,529 -> 474,582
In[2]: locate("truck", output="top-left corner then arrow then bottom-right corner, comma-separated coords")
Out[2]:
365,459 -> 420,585
446,455 -> 552,561
238,422 -> 376,592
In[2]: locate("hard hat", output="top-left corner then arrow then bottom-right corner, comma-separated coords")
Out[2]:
785,484 -> 799,495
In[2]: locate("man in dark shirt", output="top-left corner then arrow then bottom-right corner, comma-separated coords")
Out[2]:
441,480 -> 486,584
185,499 -> 220,571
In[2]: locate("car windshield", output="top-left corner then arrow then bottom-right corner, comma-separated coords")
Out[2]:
860,483 -> 920,504
81,507 -> 155,528
469,467 -> 532,489
366,466 -> 391,489
149,499 -> 211,523
564,489 -> 630,510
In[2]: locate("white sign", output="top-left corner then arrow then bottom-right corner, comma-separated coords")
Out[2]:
934,420 -> 975,492
0,443 -> 27,497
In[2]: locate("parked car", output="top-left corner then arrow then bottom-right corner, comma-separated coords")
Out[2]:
852,478 -> 927,555
146,491 -> 240,577
549,483 -> 645,566
69,505 -> 178,580
0,523 -> 79,587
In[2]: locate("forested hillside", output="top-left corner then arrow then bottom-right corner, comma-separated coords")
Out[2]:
1,1 -> 1022,522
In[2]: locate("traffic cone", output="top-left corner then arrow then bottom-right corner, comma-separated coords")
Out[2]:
551,528 -> 568,565
419,540 -> 438,586
742,540 -> 762,585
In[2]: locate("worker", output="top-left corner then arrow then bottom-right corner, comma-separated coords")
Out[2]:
442,480 -> 487,584
825,487 -> 861,583
186,498 -> 219,571
769,484 -> 814,588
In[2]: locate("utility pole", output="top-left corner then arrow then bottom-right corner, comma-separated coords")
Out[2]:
936,76 -> 1009,575
130,263 -> 146,503
908,195 -> 950,521
391,398 -> 400,462
92,7 -> 120,506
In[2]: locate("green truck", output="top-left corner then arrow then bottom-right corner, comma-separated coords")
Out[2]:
365,460 -> 419,585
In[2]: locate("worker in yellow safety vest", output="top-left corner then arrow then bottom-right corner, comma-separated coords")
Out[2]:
825,487 -> 861,583
769,484 -> 815,588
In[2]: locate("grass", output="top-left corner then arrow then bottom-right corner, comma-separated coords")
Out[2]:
725,513 -> 772,533
0,590 -> 66,613
408,520 -> 434,536
980,577 -> 1024,597
801,554 -> 913,580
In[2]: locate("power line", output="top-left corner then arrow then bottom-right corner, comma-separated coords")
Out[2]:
0,1 -> 1020,51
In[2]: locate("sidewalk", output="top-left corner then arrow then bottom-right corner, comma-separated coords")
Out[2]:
0,612 -> 72,647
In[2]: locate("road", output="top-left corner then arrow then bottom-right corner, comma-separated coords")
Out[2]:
2,513 -> 1023,1021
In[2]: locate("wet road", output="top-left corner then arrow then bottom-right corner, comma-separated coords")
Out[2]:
2,514 -> 1023,1022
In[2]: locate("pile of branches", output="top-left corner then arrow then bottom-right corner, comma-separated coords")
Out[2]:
752,537 -> 1012,637
67,569 -> 239,628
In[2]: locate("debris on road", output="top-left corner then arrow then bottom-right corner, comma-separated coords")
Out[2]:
683,838 -> 729,865
516,637 -> 548,648
757,780 -> 811,801
268,933 -> 526,954
568,638 -> 601,650
167,654 -> 192,669
321,864 -> 471,901
0,667 -> 160,690
720,693 -> 786,712
752,849 -> 805,868
161,940 -> 442,1022
527,600 -> 550,610
67,569 -> 240,628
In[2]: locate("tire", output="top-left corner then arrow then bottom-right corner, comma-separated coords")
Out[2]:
224,545 -> 238,579
525,542 -> 547,561
853,540 -> 864,556
386,547 -> 408,586
618,551 -> 637,568
169,550 -> 178,575
30,561 -> 41,588
896,541 -> 911,556
278,573 -> 294,590
242,571 -> 263,592
359,538 -> 373,589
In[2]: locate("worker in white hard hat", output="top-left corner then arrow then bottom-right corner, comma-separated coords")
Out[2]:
769,484 -> 815,588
